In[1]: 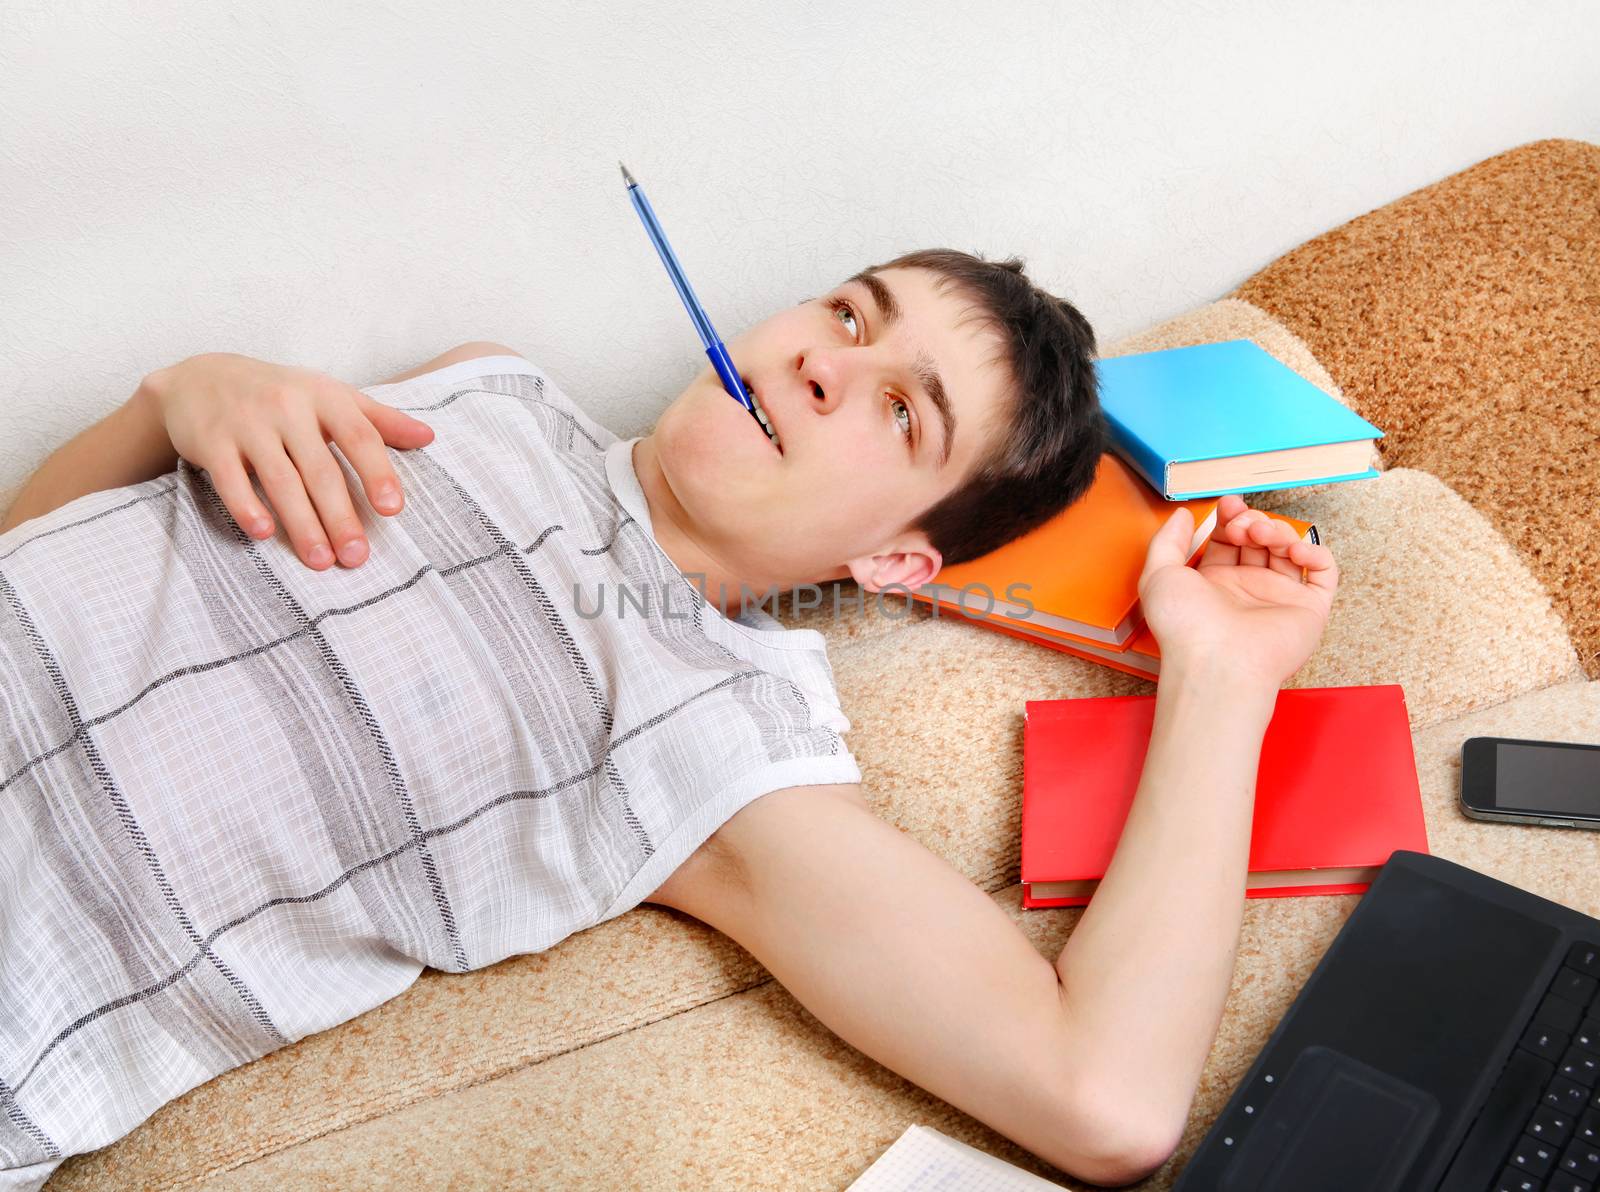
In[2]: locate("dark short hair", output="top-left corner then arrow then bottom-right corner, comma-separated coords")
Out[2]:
853,248 -> 1106,568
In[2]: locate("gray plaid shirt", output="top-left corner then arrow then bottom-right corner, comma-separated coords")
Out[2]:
0,355 -> 859,1186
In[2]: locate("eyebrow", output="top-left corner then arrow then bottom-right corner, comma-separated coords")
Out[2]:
844,270 -> 958,469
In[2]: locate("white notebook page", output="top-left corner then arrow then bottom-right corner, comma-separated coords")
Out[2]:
846,1125 -> 1070,1191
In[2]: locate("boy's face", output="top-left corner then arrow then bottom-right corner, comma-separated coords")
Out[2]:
647,266 -> 1009,592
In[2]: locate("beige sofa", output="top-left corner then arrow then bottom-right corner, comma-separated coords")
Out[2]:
46,137 -> 1600,1190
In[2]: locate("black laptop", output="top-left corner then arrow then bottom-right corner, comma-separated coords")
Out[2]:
1175,850 -> 1600,1192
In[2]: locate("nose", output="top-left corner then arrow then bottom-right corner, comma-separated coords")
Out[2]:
799,347 -> 848,415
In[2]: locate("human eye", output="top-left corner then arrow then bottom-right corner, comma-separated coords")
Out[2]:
827,296 -> 913,450
826,296 -> 859,339
888,396 -> 914,447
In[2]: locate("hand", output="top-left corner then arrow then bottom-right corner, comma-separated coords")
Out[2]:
142,352 -> 435,570
1137,494 -> 1340,689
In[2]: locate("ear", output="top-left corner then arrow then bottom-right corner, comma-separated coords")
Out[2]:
843,536 -> 944,593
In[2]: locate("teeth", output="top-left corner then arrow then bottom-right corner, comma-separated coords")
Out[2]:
747,387 -> 782,450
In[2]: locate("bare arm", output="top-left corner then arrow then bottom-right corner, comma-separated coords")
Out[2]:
654,662 -> 1269,1186
0,382 -> 175,534
1051,657 -> 1276,1132
650,499 -> 1338,1185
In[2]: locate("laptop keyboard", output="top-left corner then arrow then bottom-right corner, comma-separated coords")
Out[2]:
1491,942 -> 1600,1192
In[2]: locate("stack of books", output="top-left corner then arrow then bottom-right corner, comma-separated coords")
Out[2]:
907,338 -> 1377,678
899,340 -> 1425,904
911,451 -> 1316,678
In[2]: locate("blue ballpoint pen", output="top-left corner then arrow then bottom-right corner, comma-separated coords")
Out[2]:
619,162 -> 777,444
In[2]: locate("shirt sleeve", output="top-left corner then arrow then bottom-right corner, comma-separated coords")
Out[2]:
596,647 -> 863,922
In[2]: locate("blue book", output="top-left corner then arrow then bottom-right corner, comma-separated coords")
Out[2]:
1096,339 -> 1384,500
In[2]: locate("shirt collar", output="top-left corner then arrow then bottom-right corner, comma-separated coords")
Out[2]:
603,436 -> 654,536
602,436 -> 784,632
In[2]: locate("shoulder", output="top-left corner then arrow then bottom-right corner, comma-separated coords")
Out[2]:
448,340 -> 526,363
644,783 -> 871,919
371,341 -> 527,387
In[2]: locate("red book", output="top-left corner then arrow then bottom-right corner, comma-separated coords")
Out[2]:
1021,684 -> 1428,908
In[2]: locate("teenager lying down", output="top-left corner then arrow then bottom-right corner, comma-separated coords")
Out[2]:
0,248 -> 1337,1190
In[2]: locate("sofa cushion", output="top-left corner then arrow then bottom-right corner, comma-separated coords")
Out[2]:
1233,138 -> 1600,678
44,141 -> 1599,1190
157,679 -> 1600,1192
48,311 -> 1584,1190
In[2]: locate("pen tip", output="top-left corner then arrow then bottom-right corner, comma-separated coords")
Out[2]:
619,161 -> 637,188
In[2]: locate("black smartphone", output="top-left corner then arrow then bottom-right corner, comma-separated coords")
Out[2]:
1459,735 -> 1600,829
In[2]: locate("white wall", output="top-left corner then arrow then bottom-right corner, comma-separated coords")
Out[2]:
1,0 -> 1595,487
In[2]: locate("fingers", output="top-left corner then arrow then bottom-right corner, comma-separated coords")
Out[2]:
205,450 -> 277,540
325,400 -> 407,517
1206,506 -> 1338,588
246,442 -> 339,569
353,389 -> 435,450
1265,538 -> 1306,579
1138,506 -> 1196,590
1239,516 -> 1273,569
1248,523 -> 1338,590
256,384 -> 432,572
281,424 -> 370,568
1214,493 -> 1249,525
158,360 -> 435,572
1293,538 -> 1340,592
1218,508 -> 1286,554
1200,500 -> 1285,568
1216,505 -> 1280,566
1203,502 -> 1261,567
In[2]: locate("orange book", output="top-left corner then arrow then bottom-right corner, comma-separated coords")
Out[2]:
950,612 -> 1165,678
908,453 -> 1221,648
944,504 -> 1315,678
1021,685 -> 1429,907
921,464 -> 1318,675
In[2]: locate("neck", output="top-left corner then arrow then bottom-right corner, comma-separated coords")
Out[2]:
630,436 -> 845,617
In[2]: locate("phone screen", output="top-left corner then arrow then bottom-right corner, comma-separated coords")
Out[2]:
1493,741 -> 1600,817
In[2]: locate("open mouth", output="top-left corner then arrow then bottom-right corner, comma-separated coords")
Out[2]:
745,384 -> 783,454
